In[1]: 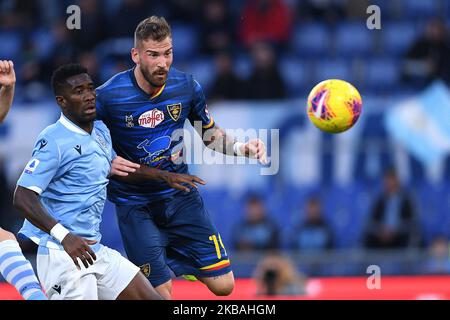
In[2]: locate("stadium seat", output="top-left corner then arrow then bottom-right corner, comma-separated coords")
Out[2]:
279,57 -> 310,97
312,59 -> 353,84
335,23 -> 374,57
401,0 -> 440,19
0,31 -> 22,58
181,58 -> 216,93
234,54 -> 253,80
171,24 -> 198,62
32,29 -> 55,60
364,58 -> 400,91
381,22 -> 418,56
291,23 -> 331,57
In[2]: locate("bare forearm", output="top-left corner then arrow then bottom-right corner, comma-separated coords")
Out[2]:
13,186 -> 57,234
0,84 -> 14,123
203,125 -> 236,156
112,163 -> 169,184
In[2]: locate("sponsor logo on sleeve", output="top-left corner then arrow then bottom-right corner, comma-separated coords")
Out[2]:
24,159 -> 40,174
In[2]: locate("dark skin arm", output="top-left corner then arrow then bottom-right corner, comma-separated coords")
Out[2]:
13,186 -> 97,269
110,156 -> 206,193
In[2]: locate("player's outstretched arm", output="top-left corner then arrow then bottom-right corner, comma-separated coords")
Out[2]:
13,186 -> 97,269
0,60 -> 16,123
110,156 -> 206,192
201,124 -> 268,164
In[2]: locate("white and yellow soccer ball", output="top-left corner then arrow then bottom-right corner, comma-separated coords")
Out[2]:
307,79 -> 362,134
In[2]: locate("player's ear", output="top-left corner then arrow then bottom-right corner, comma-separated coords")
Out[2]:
131,47 -> 139,65
55,95 -> 66,108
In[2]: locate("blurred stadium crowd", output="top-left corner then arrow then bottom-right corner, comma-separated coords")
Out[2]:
1,0 -> 450,293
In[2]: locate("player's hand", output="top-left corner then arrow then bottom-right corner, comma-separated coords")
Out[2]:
242,139 -> 268,165
110,156 -> 140,177
0,60 -> 16,88
163,172 -> 206,192
61,233 -> 97,270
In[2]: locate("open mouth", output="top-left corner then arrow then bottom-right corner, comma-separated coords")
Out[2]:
84,104 -> 96,113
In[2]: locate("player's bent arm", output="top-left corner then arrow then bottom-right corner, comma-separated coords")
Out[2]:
0,60 -> 16,123
13,186 -> 97,269
13,186 -> 59,234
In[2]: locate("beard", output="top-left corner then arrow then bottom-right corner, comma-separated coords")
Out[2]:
140,65 -> 167,88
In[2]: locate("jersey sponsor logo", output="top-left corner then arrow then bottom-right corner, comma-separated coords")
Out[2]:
24,159 -> 40,174
138,108 -> 164,128
167,103 -> 182,122
139,263 -> 151,278
38,139 -> 48,150
125,114 -> 134,128
137,136 -> 171,166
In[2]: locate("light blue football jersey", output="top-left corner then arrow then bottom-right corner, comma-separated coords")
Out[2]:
17,114 -> 114,249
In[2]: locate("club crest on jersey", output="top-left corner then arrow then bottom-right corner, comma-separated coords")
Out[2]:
24,159 -> 40,174
138,108 -> 164,128
139,263 -> 151,278
167,103 -> 182,122
125,114 -> 134,128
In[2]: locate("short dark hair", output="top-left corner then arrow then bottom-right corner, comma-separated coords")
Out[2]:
51,63 -> 88,95
134,16 -> 171,47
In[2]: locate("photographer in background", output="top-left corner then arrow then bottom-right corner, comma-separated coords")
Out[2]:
254,252 -> 306,296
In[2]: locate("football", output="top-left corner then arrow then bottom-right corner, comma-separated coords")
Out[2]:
307,79 -> 362,134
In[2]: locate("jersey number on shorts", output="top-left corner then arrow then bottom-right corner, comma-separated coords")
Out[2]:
209,234 -> 227,259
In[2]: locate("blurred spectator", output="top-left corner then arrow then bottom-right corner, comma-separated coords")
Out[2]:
289,197 -> 333,251
402,19 -> 450,87
41,22 -> 78,83
422,236 -> 450,274
254,252 -> 306,296
199,0 -> 235,55
78,51 -> 101,86
364,168 -> 422,249
244,42 -> 286,100
166,0 -> 202,23
232,195 -> 280,251
209,51 -> 244,101
108,0 -> 150,38
71,0 -> 108,51
298,0 -> 346,24
239,0 -> 293,49
0,0 -> 40,29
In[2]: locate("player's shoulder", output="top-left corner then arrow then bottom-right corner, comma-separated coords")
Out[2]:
32,122 -> 62,152
94,120 -> 110,135
168,67 -> 204,94
96,68 -> 133,96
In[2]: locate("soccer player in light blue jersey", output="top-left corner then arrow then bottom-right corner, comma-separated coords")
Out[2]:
0,59 -> 48,300
96,16 -> 267,299
13,64 -> 162,300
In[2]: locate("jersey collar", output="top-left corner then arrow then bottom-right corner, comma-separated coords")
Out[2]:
59,113 -> 90,136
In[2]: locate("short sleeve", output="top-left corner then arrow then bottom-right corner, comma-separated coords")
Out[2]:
17,135 -> 60,195
188,79 -> 214,129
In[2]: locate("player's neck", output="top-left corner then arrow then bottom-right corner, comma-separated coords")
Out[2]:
64,113 -> 94,134
134,67 -> 159,96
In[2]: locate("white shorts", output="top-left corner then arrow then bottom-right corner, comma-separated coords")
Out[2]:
37,244 -> 140,300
